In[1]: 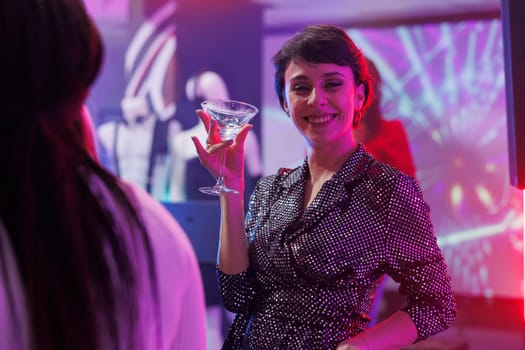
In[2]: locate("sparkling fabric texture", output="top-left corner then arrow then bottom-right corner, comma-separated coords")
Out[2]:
219,145 -> 456,349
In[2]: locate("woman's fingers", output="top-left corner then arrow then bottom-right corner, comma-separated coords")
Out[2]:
196,109 -> 211,131
196,109 -> 221,144
191,136 -> 207,160
191,135 -> 225,160
234,124 -> 253,148
208,139 -> 233,153
191,135 -> 219,177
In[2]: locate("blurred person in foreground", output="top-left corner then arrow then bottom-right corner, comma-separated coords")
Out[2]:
0,0 -> 206,349
193,24 -> 455,349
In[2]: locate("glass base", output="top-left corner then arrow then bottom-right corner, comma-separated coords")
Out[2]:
199,185 -> 239,196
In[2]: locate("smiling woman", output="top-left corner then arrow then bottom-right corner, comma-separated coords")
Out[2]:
193,24 -> 456,350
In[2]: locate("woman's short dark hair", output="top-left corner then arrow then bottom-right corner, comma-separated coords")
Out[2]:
272,24 -> 373,112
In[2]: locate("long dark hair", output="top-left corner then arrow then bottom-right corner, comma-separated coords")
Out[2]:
0,1 -> 157,349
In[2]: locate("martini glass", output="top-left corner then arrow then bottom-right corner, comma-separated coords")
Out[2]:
199,99 -> 258,196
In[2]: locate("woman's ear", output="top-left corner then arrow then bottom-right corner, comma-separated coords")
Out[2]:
283,100 -> 290,117
355,83 -> 365,110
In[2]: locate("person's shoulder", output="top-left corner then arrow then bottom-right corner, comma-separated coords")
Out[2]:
368,156 -> 401,174
120,180 -> 196,260
379,118 -> 404,131
249,165 -> 303,204
122,180 -> 181,229
360,158 -> 423,213
383,118 -> 404,128
366,155 -> 417,188
256,164 -> 303,187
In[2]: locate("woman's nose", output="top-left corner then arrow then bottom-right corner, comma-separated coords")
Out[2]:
307,88 -> 327,106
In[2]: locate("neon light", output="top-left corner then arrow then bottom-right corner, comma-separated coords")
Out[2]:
437,211 -> 519,247
523,191 -> 524,320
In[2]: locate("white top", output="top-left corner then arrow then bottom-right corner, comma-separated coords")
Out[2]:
0,180 -> 207,350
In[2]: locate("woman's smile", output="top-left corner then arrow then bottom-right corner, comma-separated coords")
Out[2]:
304,113 -> 337,125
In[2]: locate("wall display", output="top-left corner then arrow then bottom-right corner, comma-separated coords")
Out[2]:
88,0 -> 263,203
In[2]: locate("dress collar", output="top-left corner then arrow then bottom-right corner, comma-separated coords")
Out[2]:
278,143 -> 372,189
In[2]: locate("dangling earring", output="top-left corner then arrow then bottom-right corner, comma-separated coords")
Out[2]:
353,110 -> 362,128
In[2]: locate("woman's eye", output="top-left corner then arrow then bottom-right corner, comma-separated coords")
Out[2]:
292,84 -> 310,93
325,81 -> 343,88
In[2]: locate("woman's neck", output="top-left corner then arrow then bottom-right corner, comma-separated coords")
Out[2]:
306,139 -> 357,184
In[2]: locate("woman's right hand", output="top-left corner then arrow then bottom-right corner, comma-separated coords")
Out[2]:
191,109 -> 252,191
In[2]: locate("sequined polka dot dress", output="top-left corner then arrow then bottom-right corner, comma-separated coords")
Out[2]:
219,145 -> 456,349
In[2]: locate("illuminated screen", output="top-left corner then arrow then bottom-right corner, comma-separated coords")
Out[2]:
261,19 -> 524,298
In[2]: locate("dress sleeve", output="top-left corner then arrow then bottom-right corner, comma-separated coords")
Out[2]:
217,268 -> 256,313
384,175 -> 456,341
216,175 -> 277,313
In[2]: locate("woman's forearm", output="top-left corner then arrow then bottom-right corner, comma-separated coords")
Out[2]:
217,184 -> 249,274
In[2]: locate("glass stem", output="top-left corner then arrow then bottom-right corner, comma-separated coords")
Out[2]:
216,147 -> 226,188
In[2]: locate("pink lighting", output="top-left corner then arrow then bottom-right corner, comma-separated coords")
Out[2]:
84,0 -> 129,22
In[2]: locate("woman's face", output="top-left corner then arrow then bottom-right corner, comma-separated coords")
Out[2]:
283,58 -> 364,148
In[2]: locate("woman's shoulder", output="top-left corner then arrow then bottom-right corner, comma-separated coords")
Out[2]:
360,154 -> 421,201
258,164 -> 303,186
251,165 -> 302,198
366,153 -> 416,184
119,181 -> 198,266
123,181 -> 188,236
